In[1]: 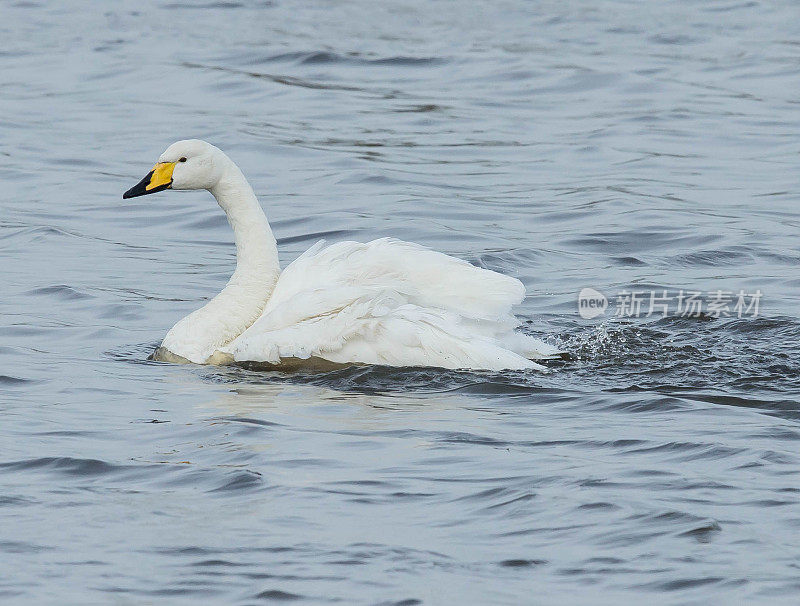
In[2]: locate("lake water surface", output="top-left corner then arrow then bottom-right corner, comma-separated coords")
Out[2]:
2,1 -> 800,604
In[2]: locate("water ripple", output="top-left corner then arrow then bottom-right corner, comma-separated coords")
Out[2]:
3,0 -> 800,603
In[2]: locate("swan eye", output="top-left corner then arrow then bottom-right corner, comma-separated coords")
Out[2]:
179,157 -> 187,163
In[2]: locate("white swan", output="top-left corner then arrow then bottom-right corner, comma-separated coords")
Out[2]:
123,140 -> 561,371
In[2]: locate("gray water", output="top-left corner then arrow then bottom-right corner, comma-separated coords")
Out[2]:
2,1 -> 800,603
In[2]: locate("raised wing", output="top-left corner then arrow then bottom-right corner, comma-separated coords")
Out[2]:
222,238 -> 556,370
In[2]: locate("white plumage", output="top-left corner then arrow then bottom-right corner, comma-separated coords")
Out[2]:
125,140 -> 561,371
224,238 -> 559,370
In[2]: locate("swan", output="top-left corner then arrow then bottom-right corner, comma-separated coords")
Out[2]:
123,139 -> 561,371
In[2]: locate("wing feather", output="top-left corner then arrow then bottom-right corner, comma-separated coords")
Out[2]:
223,238 -> 556,371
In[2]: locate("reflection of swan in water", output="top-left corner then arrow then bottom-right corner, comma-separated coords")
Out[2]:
124,139 -> 562,371
199,382 -> 469,422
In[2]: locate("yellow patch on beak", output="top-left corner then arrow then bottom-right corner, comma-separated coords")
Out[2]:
147,162 -> 176,191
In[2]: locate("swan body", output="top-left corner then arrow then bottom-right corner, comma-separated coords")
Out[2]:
124,140 -> 561,371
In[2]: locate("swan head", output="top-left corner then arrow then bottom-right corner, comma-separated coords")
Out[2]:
123,139 -> 226,199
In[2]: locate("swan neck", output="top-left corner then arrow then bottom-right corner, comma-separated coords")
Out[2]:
161,159 -> 280,363
210,161 -> 279,278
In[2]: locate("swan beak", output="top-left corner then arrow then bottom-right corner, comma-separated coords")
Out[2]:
123,162 -> 176,199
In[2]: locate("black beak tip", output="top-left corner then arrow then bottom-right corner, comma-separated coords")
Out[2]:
123,170 -> 155,200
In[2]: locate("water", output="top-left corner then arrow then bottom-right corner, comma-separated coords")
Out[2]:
2,0 -> 800,603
